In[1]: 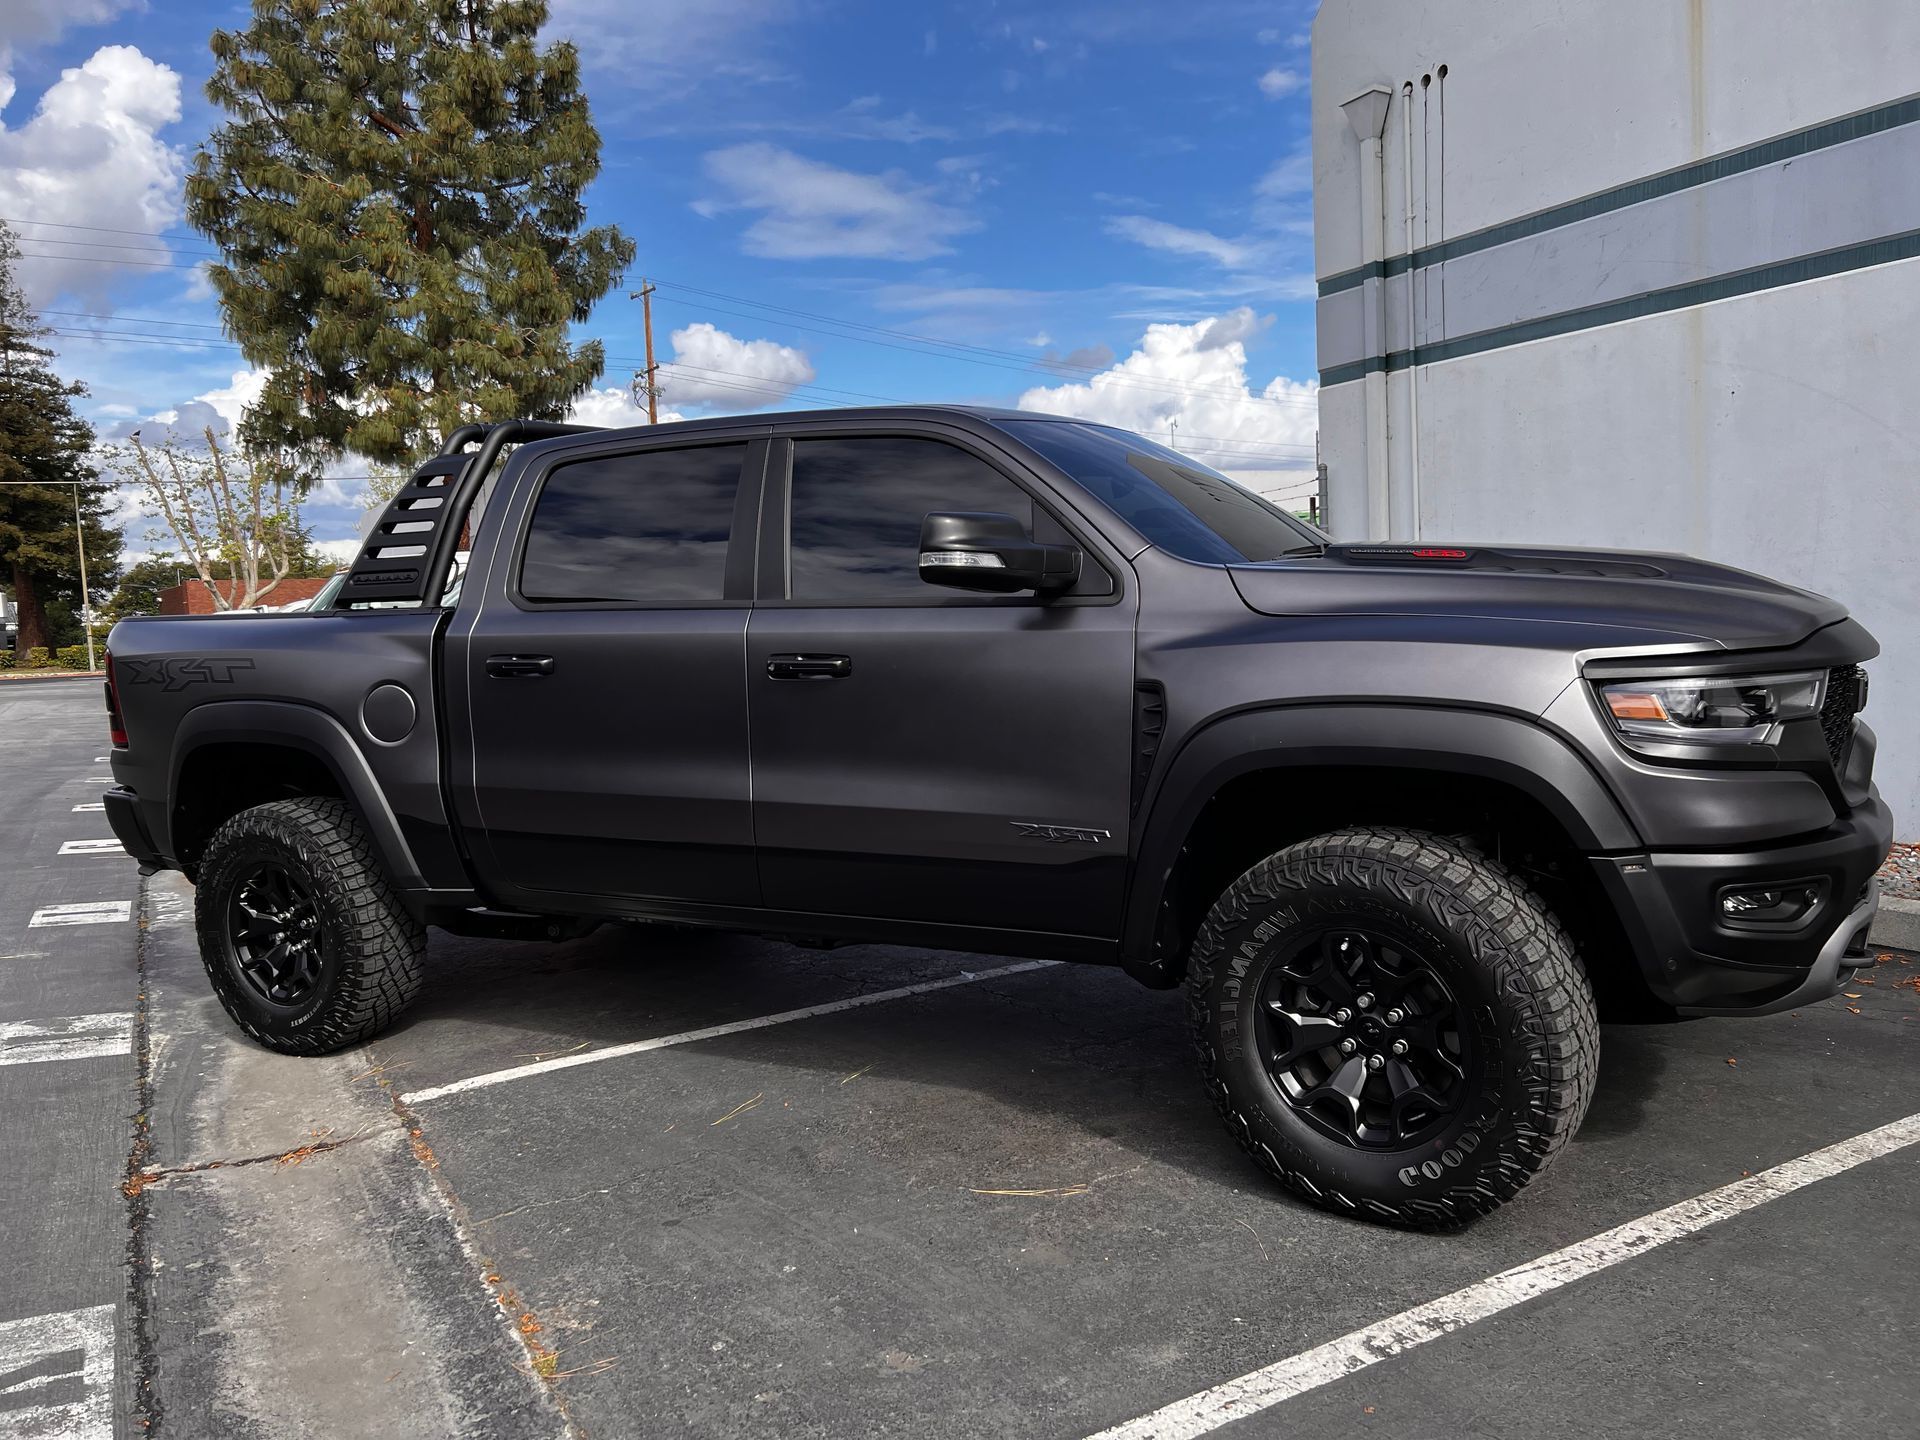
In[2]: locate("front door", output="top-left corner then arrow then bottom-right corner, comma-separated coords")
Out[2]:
747,430 -> 1137,939
462,436 -> 762,908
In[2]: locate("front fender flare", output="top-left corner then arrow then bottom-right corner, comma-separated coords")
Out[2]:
168,699 -> 426,890
1120,704 -> 1640,984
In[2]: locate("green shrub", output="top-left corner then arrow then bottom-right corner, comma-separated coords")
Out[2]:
23,646 -> 52,669
56,645 -> 92,670
0,650 -> 14,670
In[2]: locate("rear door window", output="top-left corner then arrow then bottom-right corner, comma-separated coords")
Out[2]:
519,443 -> 749,604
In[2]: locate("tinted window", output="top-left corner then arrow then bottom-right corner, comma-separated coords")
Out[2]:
788,436 -> 1034,600
1003,419 -> 1320,564
520,444 -> 746,603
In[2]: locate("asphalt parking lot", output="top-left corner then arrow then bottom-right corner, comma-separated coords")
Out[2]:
4,678 -> 1918,1439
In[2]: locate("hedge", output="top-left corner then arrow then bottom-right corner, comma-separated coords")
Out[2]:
0,645 -> 100,672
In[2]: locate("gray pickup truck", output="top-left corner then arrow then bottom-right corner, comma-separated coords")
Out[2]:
101,409 -> 1891,1227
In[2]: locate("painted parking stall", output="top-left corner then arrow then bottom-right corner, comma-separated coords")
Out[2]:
2,681 -> 1917,1437
0,682 -> 140,1438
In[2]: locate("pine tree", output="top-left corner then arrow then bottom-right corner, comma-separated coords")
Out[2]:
0,225 -> 122,654
186,0 -> 636,475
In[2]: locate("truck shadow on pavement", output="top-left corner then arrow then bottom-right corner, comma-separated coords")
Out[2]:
376,921 -> 1682,1216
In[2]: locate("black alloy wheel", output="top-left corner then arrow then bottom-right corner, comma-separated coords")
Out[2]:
1256,926 -> 1472,1149
224,860 -> 326,1007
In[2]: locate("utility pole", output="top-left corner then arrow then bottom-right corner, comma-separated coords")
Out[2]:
73,482 -> 95,670
629,279 -> 660,422
1169,417 -> 1178,450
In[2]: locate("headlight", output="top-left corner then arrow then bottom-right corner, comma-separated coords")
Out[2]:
1597,670 -> 1826,747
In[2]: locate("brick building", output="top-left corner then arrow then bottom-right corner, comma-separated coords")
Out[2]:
156,576 -> 335,615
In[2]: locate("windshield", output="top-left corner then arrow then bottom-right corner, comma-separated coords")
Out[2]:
1001,418 -> 1324,564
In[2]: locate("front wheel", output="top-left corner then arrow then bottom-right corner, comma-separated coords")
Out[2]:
1187,827 -> 1598,1228
194,797 -> 426,1055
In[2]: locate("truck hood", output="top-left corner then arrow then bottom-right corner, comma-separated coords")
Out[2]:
1226,542 -> 1848,652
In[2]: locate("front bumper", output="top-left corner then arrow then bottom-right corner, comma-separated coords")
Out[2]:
1592,792 -> 1893,1015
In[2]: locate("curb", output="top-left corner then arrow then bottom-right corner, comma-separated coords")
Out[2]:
1870,894 -> 1920,953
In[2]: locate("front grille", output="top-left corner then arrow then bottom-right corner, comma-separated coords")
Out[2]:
1821,665 -> 1863,766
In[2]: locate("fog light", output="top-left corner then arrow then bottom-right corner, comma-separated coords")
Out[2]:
1718,881 -> 1824,925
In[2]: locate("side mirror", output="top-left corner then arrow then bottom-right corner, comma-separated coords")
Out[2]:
918,511 -> 1081,594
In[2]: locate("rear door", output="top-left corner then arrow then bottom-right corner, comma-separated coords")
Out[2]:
459,434 -> 764,908
746,426 -> 1138,939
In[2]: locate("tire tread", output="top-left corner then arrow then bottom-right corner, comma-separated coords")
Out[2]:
1186,825 -> 1599,1228
193,797 -> 425,1055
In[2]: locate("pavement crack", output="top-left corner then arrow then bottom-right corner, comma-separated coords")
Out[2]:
121,872 -> 164,1435
471,1185 -> 619,1227
374,1058 -> 583,1434
124,1128 -> 383,1192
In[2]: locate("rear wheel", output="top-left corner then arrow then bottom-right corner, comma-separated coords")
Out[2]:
1187,826 -> 1598,1227
194,798 -> 425,1055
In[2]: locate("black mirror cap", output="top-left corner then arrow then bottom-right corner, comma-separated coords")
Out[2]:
918,511 -> 1081,594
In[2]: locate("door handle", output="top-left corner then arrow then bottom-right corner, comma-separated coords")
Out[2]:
766,653 -> 852,681
485,654 -> 555,678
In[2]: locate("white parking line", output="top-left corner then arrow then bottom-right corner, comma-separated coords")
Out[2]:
1084,1110 -> 1920,1440
93,756 -> 110,762
28,902 -> 131,928
71,802 -> 105,812
0,1013 -> 133,1066
57,840 -> 124,857
0,1302 -> 113,1438
404,959 -> 1060,1105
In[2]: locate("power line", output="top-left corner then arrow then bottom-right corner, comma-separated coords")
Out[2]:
41,310 -> 228,331
7,218 -> 1320,413
40,328 -> 1313,463
0,215 -> 210,245
17,250 -> 207,271
9,236 -> 219,261
651,278 -> 1321,411
649,289 -> 1323,414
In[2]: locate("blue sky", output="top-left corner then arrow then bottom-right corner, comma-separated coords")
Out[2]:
0,0 -> 1323,555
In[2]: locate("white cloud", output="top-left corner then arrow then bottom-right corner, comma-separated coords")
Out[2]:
566,385 -> 687,429
193,368 -> 269,432
544,0 -> 797,99
0,45 -> 185,304
697,143 -> 978,261
1016,308 -> 1318,481
0,0 -> 141,55
1258,66 -> 1304,99
660,321 -> 813,408
1105,215 -> 1256,269
96,367 -> 264,446
311,537 -> 363,567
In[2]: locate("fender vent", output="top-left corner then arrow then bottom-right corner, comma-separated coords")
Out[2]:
1132,682 -> 1167,816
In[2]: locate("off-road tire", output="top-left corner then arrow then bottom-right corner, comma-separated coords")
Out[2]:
194,798 -> 426,1055
1187,826 -> 1598,1228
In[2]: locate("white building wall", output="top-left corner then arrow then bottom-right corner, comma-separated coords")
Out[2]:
1312,0 -> 1920,840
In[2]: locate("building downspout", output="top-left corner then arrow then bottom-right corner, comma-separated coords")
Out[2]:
1341,86 -> 1393,540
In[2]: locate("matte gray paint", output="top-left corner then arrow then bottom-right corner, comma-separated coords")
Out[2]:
105,405 -> 1891,1013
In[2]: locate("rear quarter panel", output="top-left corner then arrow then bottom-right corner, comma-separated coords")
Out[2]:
106,611 -> 469,891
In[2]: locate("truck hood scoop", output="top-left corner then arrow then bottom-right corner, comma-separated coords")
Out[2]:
1229,542 -> 1848,651
1320,544 -> 1668,579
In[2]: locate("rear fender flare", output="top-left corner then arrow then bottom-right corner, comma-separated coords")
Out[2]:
1121,704 -> 1640,979
168,700 -> 426,890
